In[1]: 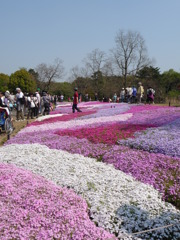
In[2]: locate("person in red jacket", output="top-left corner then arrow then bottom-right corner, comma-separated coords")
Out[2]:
72,88 -> 82,113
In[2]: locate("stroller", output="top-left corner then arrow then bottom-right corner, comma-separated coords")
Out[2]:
0,108 -> 14,134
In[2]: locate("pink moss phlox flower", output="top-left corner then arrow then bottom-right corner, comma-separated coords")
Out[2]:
0,163 -> 116,240
55,123 -> 155,145
126,105 -> 180,126
20,113 -> 133,133
28,111 -> 96,127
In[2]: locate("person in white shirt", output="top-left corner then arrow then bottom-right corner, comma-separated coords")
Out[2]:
15,88 -> 25,121
60,94 -> 64,102
5,91 -> 14,111
0,92 -> 10,116
120,88 -> 125,102
146,87 -> 155,104
36,90 -> 41,114
27,93 -> 36,119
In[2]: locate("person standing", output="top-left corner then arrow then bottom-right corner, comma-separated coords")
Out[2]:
4,90 -> 14,112
54,95 -> 57,105
36,89 -> 41,115
113,93 -> 117,103
33,93 -> 39,118
146,87 -> 155,104
72,88 -> 82,113
120,88 -> 125,102
79,93 -> 82,102
42,92 -> 51,115
0,92 -> 6,107
60,94 -> 64,102
131,86 -> 137,103
15,88 -> 25,121
27,93 -> 36,119
137,82 -> 144,103
0,92 -> 9,115
85,93 -> 88,102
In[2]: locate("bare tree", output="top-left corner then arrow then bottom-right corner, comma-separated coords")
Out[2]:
36,58 -> 65,91
70,49 -> 107,82
101,59 -> 115,76
83,48 -> 106,76
68,64 -> 91,83
70,66 -> 81,80
111,30 -> 151,87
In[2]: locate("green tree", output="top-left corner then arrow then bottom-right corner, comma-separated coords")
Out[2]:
0,73 -> 9,92
72,77 -> 92,96
136,66 -> 161,94
9,69 -> 37,93
136,66 -> 161,80
136,66 -> 164,102
28,68 -> 39,88
91,71 -> 105,100
50,82 -> 73,99
161,69 -> 180,94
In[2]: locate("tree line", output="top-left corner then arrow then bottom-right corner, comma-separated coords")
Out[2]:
0,30 -> 180,102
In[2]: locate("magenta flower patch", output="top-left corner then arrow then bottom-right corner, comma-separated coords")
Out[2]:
55,123 -> 155,145
28,110 -> 96,127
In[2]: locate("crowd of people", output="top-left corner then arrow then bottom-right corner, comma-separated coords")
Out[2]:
0,83 -> 156,122
0,88 -> 58,121
110,82 -> 155,104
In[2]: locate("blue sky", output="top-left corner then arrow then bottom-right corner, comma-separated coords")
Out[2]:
1,0 -> 180,81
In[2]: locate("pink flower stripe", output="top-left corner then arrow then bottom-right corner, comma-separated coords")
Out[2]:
29,111 -> 96,126
125,105 -> 168,114
20,113 -> 133,133
126,105 -> 180,126
0,163 -> 116,240
55,123 -> 155,145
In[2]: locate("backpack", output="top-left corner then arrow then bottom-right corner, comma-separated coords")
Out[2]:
148,89 -> 152,96
132,87 -> 137,96
0,111 -> 6,125
20,96 -> 25,105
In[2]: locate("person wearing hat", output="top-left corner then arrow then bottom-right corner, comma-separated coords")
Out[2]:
4,90 -> 14,112
15,88 -> 25,121
137,82 -> 144,103
35,89 -> 41,116
42,91 -> 50,115
72,88 -> 82,113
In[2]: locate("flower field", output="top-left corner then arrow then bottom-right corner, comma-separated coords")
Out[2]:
0,102 -> 180,240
